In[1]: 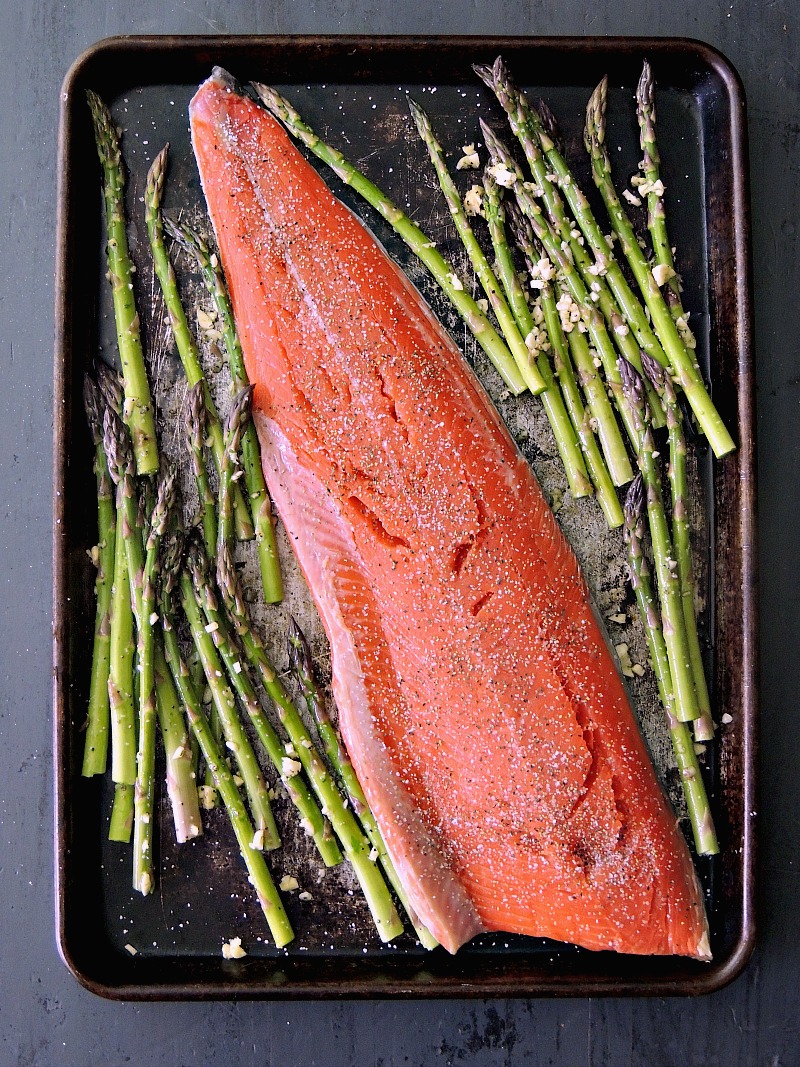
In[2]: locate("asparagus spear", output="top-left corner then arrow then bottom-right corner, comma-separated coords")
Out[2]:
186,540 -> 341,867
505,202 -> 624,526
184,381 -> 217,558
585,79 -> 735,458
624,477 -> 718,855
475,58 -> 666,427
407,97 -> 546,395
250,79 -> 527,396
153,641 -> 204,843
641,354 -> 714,743
133,471 -> 184,890
619,359 -> 699,725
481,173 -> 595,500
102,407 -> 137,840
179,566 -> 280,850
480,120 -> 641,455
86,91 -> 158,475
166,220 -> 283,602
160,533 -> 294,947
288,620 -> 439,949
82,376 -> 116,776
144,147 -> 253,541
635,62 -> 697,347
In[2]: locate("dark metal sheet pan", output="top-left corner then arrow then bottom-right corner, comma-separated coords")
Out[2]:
53,34 -> 756,999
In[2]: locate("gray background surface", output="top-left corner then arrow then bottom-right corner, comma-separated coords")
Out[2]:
1,1 -> 796,1064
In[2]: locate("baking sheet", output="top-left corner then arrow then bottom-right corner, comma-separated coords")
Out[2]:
53,35 -> 756,998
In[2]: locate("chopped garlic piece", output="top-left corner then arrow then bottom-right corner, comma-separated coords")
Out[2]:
280,875 -> 299,892
250,828 -> 265,851
487,162 -> 516,188
446,272 -> 464,291
615,643 -> 635,679
298,891 -> 313,901
456,144 -> 480,170
623,189 -> 642,207
281,757 -> 302,778
463,184 -> 484,216
607,612 -> 627,624
476,298 -> 489,313
124,943 -> 138,956
652,263 -> 676,287
221,937 -> 247,960
721,713 -> 733,725
198,785 -> 217,810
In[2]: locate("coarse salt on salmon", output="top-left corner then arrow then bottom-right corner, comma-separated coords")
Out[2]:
189,70 -> 710,959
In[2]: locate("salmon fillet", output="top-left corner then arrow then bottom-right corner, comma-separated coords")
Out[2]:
190,71 -> 710,959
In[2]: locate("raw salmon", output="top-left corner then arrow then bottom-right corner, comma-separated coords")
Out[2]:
189,71 -> 710,958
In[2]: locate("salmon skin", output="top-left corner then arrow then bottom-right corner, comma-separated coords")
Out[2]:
190,70 -> 710,959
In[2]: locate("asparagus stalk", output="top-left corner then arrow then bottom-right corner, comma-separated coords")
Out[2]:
144,147 -> 253,541
160,534 -> 294,947
250,79 -> 527,396
480,120 -> 641,455
154,642 -> 204,843
101,404 -> 136,839
166,220 -> 283,602
505,202 -> 624,526
475,58 -> 666,427
86,91 -> 158,475
635,62 -> 697,346
184,381 -> 217,558
585,79 -> 735,458
481,174 -> 595,500
108,784 -> 135,843
624,477 -> 718,855
131,471 -> 179,892
619,359 -> 700,724
288,620 -> 439,949
560,288 -> 633,486
179,567 -> 280,850
82,376 -> 116,776
186,540 -> 341,867
407,97 -> 546,395
641,354 -> 714,743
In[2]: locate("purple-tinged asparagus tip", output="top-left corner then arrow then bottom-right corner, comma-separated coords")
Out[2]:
640,349 -> 665,391
624,472 -> 645,526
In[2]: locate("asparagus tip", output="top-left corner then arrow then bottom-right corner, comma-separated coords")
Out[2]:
83,374 -> 103,446
472,61 -> 495,90
585,76 -> 609,150
94,359 -> 124,417
536,99 -> 560,146
637,59 -> 654,109
640,349 -> 665,391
